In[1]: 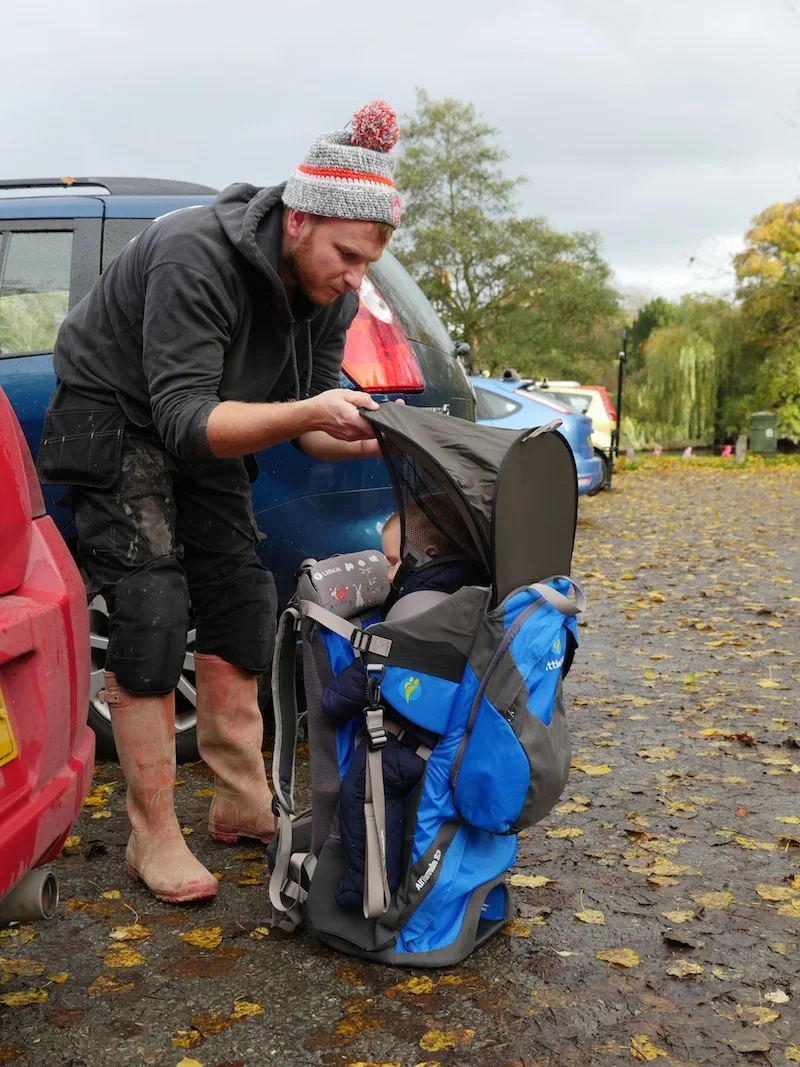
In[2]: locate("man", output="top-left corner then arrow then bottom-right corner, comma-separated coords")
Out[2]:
37,100 -> 402,903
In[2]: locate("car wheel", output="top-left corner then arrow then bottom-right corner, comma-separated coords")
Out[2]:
588,449 -> 611,495
87,595 -> 200,763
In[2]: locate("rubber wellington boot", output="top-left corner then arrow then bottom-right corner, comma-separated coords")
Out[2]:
102,672 -> 218,903
194,653 -> 277,844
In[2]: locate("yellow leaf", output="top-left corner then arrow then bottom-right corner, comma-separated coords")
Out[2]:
62,835 -> 81,852
48,973 -> 68,984
581,764 -> 612,776
91,810 -> 113,819
100,890 -> 121,900
194,788 -> 214,797
648,876 -> 680,887
575,909 -> 605,925
662,910 -> 695,923
777,899 -> 800,918
667,960 -> 703,978
419,1029 -> 475,1051
231,999 -> 264,1019
179,926 -> 223,949
649,858 -> 698,877
555,801 -> 588,814
784,1045 -> 800,1061
83,784 -> 114,807
712,966 -> 743,980
171,1029 -> 203,1049
346,1063 -> 401,1067
777,816 -> 800,824
109,924 -> 152,942
735,835 -> 778,851
502,920 -> 533,937
596,947 -> 640,968
630,1034 -> 668,1060
757,679 -> 782,688
390,976 -> 434,995
736,1004 -> 779,1025
181,827 -> 194,836
572,794 -> 591,805
636,747 -> 676,761
0,958 -> 45,977
0,990 -> 48,1007
88,974 -> 134,996
691,890 -> 734,910
648,592 -> 666,603
175,1060 -> 205,1067
104,945 -> 145,968
764,990 -> 790,1004
249,927 -> 271,940
756,884 -> 796,902
546,827 -> 583,839
508,875 -> 556,889
770,942 -> 796,955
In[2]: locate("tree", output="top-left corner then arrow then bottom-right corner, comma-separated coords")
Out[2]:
394,90 -> 621,378
628,298 -> 676,374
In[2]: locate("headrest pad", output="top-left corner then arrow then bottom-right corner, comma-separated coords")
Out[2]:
296,551 -> 391,619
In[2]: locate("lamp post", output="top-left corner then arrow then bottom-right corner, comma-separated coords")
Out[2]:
613,329 -> 628,461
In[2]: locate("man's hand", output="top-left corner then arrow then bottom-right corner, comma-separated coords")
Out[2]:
306,389 -> 379,442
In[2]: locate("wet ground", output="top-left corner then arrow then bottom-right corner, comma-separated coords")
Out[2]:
2,460 -> 799,1067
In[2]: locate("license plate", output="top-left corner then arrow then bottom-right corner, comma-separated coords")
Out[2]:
0,685 -> 18,768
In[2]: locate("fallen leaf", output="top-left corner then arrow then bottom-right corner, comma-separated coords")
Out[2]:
87,974 -> 134,997
728,1035 -> 772,1054
595,947 -> 640,969
784,1046 -> 800,1062
764,990 -> 790,1004
736,1004 -> 779,1025
179,926 -> 223,949
47,973 -> 68,984
390,976 -> 434,996
0,959 -> 45,977
756,884 -> 797,902
100,890 -> 121,900
770,942 -> 796,955
109,924 -> 152,942
667,960 -> 703,978
630,1034 -> 668,1061
231,999 -> 264,1019
662,910 -> 695,923
175,1059 -> 205,1067
545,827 -> 583,839
777,816 -> 800,824
579,764 -> 612,776
171,1029 -> 203,1049
508,875 -> 556,889
757,679 -> 783,688
61,835 -> 81,853
712,966 -> 743,980
194,789 -> 215,797
419,1029 -> 475,1052
90,810 -> 112,819
637,747 -> 676,761
104,945 -> 145,968
690,890 -> 734,910
249,927 -> 270,940
777,899 -> 800,918
501,919 -> 546,937
575,909 -> 605,925
83,784 -> 113,807
0,990 -> 48,1007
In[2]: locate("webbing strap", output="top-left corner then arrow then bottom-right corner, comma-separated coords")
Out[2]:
300,600 -> 393,658
529,576 -> 586,616
268,811 -> 303,929
363,709 -> 391,919
384,718 -> 432,761
270,606 -> 301,814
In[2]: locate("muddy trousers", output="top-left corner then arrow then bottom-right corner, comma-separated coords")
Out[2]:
72,433 -> 278,694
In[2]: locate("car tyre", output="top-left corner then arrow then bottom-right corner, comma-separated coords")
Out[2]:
588,449 -> 611,495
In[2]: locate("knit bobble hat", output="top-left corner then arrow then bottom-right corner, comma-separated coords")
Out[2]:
282,100 -> 401,229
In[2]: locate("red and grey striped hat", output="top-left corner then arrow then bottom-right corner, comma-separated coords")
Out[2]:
282,100 -> 401,229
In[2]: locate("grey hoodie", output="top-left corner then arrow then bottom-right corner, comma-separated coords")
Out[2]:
48,183 -> 359,462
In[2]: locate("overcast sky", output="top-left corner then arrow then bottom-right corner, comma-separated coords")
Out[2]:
3,0 -> 798,301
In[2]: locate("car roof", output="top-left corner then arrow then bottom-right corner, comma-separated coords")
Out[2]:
0,178 -> 219,220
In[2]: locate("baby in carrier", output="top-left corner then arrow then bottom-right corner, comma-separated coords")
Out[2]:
321,502 -> 486,911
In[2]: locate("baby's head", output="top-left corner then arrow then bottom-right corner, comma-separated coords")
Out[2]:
380,497 -> 468,582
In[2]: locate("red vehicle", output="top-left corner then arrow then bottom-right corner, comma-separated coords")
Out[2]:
0,387 -> 94,922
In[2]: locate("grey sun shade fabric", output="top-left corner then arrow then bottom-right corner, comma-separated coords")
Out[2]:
362,405 -> 577,604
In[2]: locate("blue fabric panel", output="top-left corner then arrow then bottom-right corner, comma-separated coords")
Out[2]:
453,695 -> 530,832
481,883 -> 507,921
381,667 -> 460,734
395,824 -> 516,954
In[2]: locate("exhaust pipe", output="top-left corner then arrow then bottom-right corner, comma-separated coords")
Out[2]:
0,869 -> 59,924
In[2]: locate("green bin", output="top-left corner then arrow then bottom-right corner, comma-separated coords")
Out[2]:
749,411 -> 778,454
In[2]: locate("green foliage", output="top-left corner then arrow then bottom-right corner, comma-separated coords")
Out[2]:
628,298 -> 676,374
0,292 -> 68,355
394,90 -> 621,380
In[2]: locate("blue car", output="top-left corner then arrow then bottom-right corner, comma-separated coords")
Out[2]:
0,177 -> 475,757
471,376 -> 604,496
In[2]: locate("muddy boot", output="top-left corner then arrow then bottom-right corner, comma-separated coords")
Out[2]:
194,653 -> 277,844
103,672 -> 218,903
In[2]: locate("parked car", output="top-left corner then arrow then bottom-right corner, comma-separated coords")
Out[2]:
0,177 -> 475,760
471,376 -> 604,495
0,386 -> 94,922
534,379 -> 617,484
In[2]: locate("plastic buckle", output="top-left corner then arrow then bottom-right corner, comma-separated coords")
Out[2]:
365,708 -> 388,751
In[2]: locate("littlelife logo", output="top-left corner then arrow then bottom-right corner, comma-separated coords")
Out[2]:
414,848 -> 442,892
546,655 -> 565,672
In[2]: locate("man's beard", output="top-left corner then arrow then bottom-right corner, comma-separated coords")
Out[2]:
286,231 -> 335,306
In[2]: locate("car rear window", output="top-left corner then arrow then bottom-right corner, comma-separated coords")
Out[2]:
550,391 -> 591,414
475,388 -> 521,420
369,252 -> 454,354
0,231 -> 73,356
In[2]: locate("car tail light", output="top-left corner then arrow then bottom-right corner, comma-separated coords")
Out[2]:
342,277 -> 424,393
592,386 -> 617,423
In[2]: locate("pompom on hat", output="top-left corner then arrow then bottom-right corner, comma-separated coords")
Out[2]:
282,101 -> 401,229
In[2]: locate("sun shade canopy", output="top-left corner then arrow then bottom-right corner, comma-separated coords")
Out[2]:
363,404 -> 578,605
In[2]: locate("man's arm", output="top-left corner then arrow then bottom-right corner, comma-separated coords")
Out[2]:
205,389 -> 379,459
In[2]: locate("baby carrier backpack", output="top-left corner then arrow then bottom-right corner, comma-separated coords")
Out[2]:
267,403 -> 586,967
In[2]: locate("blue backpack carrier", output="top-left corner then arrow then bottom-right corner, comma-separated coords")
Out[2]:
267,404 -> 585,967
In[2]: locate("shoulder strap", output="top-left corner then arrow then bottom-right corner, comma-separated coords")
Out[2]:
299,600 -> 393,658
529,576 -> 586,616
362,708 -> 392,919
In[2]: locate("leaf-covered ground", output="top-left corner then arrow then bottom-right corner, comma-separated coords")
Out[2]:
1,462 -> 799,1067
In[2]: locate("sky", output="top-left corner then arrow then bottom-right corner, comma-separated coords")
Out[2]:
3,0 -> 798,302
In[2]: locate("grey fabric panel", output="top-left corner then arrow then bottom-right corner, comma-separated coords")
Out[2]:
271,607 -> 301,812
365,585 -> 489,681
296,551 -> 390,617
493,431 -> 577,602
498,672 -> 572,831
303,633 -> 343,856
